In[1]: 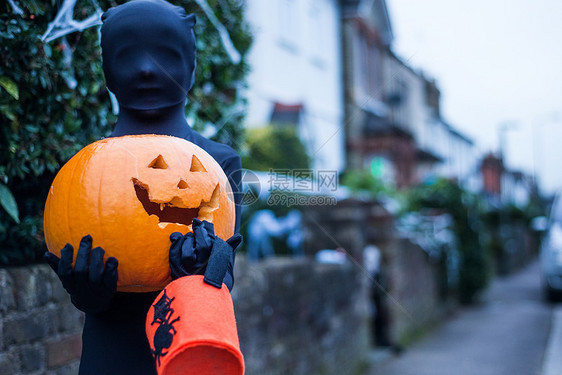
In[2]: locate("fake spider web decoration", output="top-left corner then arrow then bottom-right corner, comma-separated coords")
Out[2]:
8,0 -> 24,15
41,0 -> 241,63
40,0 -> 103,44
192,0 -> 241,64
39,0 -> 103,89
40,0 -> 242,113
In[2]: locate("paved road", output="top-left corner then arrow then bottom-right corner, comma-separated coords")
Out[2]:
368,261 -> 554,375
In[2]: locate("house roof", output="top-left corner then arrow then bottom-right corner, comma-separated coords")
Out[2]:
442,121 -> 475,145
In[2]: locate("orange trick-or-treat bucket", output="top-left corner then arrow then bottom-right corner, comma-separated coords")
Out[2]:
146,275 -> 244,375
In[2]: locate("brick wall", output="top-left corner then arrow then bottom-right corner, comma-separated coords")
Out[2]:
305,198 -> 452,346
379,236 -> 445,345
0,265 -> 84,375
0,256 -> 369,375
232,257 -> 369,375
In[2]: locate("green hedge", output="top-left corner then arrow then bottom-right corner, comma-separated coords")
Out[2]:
0,0 -> 251,265
405,178 -> 491,304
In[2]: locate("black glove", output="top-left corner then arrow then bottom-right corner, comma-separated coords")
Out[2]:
169,218 -> 242,291
44,235 -> 118,314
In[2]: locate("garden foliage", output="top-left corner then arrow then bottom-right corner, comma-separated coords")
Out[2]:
405,178 -> 491,304
242,125 -> 311,171
0,0 -> 251,265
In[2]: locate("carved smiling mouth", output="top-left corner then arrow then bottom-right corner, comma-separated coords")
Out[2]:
133,178 -> 220,227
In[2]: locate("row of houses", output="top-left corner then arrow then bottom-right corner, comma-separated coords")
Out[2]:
242,0 -> 534,204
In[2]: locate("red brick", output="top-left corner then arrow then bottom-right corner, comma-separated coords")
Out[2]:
46,333 -> 82,368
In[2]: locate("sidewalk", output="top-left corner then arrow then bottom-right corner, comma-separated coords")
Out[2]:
365,261 -> 553,375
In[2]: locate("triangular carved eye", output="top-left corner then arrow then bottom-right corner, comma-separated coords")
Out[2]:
189,155 -> 207,172
148,155 -> 168,169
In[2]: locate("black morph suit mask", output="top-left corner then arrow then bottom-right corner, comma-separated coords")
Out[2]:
100,0 -> 196,111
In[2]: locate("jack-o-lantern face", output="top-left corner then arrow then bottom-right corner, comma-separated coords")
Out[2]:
43,135 -> 235,292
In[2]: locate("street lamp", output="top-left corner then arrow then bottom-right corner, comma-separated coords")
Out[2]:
497,121 -> 518,204
532,112 -> 560,194
498,121 -> 518,162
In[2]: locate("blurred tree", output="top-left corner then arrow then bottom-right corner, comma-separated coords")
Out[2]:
0,0 -> 252,265
406,178 -> 491,304
241,125 -> 311,171
340,169 -> 389,197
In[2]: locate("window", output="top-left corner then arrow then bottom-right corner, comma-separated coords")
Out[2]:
354,29 -> 382,100
367,45 -> 381,99
308,0 -> 325,65
277,0 -> 299,51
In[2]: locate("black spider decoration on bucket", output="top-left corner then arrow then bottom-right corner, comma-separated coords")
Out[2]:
151,289 -> 181,367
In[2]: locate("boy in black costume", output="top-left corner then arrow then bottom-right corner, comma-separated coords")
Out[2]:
44,1 -> 242,374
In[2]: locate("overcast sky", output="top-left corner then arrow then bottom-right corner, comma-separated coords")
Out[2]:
387,0 -> 562,195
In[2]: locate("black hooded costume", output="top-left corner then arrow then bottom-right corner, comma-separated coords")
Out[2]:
46,1 -> 242,374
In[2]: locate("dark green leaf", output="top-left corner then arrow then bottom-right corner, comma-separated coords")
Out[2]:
0,77 -> 19,100
0,183 -> 20,224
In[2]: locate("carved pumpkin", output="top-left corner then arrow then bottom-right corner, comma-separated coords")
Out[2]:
43,135 -> 235,292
